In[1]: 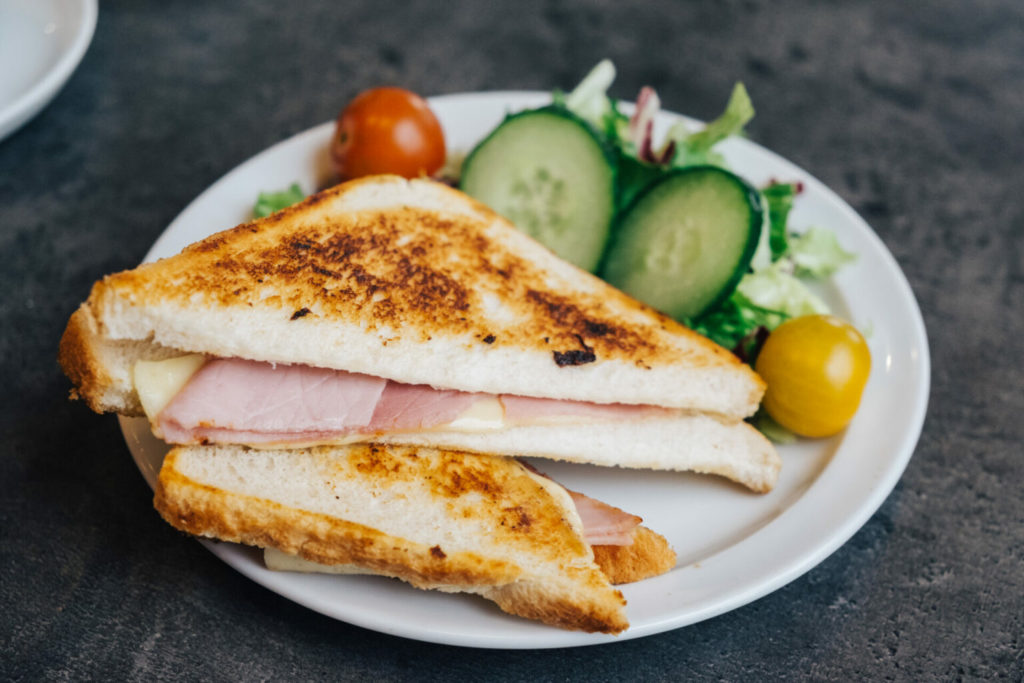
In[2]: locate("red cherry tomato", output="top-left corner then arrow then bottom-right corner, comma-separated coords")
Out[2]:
330,87 -> 446,180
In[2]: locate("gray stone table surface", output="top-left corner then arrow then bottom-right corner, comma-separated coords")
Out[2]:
2,1 -> 1021,679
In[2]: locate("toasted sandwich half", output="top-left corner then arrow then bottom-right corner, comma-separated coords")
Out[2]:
60,175 -> 780,491
154,443 -> 677,634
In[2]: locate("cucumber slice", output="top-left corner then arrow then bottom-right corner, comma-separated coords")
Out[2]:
600,166 -> 763,321
460,107 -> 616,272
616,154 -> 664,211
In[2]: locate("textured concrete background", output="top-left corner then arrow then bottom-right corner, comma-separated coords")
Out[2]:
2,0 -> 1022,679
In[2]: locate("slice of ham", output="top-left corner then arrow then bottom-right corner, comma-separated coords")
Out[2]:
567,490 -> 642,546
156,358 -> 668,447
371,383 -> 485,431
158,359 -> 387,444
518,460 -> 641,546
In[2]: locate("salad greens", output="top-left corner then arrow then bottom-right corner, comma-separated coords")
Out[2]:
253,183 -> 305,218
666,82 -> 754,168
561,60 -> 754,172
561,60 -> 854,357
788,227 -> 857,278
763,182 -> 799,260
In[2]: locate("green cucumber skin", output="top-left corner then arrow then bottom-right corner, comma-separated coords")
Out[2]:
600,165 -> 764,322
615,155 -> 664,213
460,106 -> 618,272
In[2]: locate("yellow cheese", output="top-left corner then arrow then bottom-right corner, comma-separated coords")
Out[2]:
445,396 -> 506,432
134,354 -> 206,418
264,548 -> 371,575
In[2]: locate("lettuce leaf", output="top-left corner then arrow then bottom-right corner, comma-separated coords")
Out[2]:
563,60 -> 617,125
751,410 -> 798,444
749,193 -> 774,272
253,183 -> 306,218
763,182 -> 799,260
669,83 -> 755,168
736,264 -> 830,319
690,291 -> 788,353
787,226 -> 856,277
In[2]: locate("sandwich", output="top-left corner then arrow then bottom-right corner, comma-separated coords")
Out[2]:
58,175 -> 780,491
154,442 -> 677,633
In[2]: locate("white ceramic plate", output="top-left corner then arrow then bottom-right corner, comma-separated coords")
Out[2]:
0,0 -> 96,142
119,91 -> 930,649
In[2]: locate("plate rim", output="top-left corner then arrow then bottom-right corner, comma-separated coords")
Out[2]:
0,0 -> 98,142
123,89 -> 930,649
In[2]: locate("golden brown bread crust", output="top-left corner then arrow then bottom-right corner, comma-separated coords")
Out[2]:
57,307 -> 110,413
483,580 -> 627,635
92,176 -> 757,383
592,526 -> 677,585
154,444 -> 629,634
58,299 -> 179,416
155,460 -> 523,588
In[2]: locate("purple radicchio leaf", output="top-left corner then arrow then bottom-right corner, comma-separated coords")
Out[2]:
629,86 -> 661,163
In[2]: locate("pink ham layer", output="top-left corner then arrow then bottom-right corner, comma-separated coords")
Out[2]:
156,358 -> 670,446
567,491 -> 643,546
518,461 -> 642,546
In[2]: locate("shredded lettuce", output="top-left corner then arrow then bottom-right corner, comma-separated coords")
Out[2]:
253,183 -> 306,218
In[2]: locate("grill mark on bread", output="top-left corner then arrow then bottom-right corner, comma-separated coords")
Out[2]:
553,334 -> 597,366
340,444 -> 587,557
523,289 -> 657,365
503,506 -> 532,531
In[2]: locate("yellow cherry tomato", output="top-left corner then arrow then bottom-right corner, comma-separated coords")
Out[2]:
755,314 -> 871,438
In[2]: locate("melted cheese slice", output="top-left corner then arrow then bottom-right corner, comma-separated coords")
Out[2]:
445,396 -> 505,431
264,548 -> 371,575
134,355 -> 207,418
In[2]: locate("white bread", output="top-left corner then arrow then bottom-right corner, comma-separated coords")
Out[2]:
154,443 -> 635,633
379,412 -> 779,493
60,175 -> 765,418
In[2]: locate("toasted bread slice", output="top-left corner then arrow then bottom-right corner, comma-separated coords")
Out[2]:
378,413 -> 778,493
60,175 -> 763,418
265,523 -> 677,587
592,527 -> 677,585
154,443 -> 631,633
